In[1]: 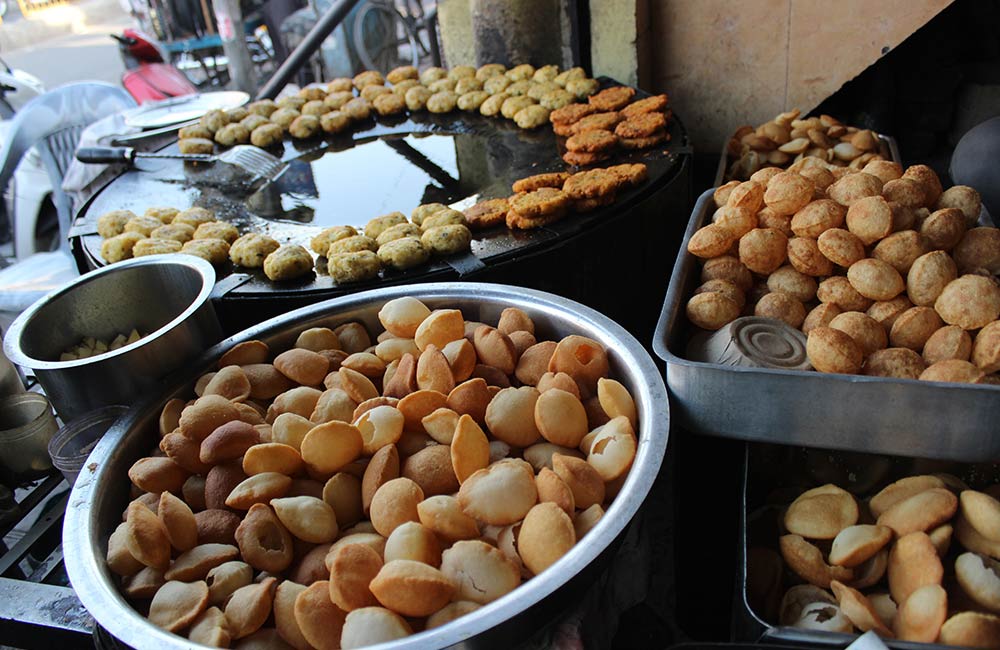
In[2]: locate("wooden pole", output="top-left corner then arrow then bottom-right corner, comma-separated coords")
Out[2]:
213,0 -> 256,93
199,0 -> 215,35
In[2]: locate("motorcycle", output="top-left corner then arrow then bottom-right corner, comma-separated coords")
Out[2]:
1,27 -> 193,261
112,28 -> 198,103
1,29 -> 219,261
0,58 -> 43,119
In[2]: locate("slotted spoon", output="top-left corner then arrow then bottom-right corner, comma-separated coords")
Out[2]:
76,145 -> 285,181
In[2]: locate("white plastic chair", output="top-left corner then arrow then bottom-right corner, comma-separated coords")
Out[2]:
0,82 -> 136,258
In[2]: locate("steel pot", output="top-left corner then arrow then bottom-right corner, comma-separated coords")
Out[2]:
63,282 -> 669,649
3,255 -> 222,421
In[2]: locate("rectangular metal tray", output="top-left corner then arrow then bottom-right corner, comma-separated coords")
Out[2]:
652,188 -> 1000,463
715,134 -> 902,186
735,441 -> 1000,649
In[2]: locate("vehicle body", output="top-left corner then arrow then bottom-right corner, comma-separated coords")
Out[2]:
0,64 -> 44,118
0,120 -> 55,260
0,63 -> 54,261
113,28 -> 199,103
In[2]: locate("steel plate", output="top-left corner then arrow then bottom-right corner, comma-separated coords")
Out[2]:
63,282 -> 670,650
122,91 -> 250,129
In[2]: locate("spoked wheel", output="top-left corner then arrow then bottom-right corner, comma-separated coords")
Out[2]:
353,2 -> 419,75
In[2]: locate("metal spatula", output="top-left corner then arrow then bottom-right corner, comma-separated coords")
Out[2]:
76,145 -> 285,181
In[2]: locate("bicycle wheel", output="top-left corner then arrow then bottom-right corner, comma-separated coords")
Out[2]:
353,2 -> 419,75
401,0 -> 435,60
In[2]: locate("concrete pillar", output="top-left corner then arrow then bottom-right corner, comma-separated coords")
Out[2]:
213,0 -> 257,93
589,0 -> 648,88
437,0 -> 476,67
470,0 -> 564,67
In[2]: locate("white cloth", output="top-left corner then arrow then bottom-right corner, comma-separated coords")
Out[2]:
61,112 -> 136,209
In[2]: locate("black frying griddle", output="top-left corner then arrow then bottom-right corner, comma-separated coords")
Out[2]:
70,79 -> 689,306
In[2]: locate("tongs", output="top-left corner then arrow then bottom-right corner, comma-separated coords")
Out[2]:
76,145 -> 285,181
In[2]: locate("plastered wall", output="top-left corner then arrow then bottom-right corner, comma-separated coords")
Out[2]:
645,0 -> 953,151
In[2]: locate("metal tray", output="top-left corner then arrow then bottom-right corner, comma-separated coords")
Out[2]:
714,134 -> 901,187
63,282 -> 670,650
736,441 -> 1000,649
652,189 -> 1000,463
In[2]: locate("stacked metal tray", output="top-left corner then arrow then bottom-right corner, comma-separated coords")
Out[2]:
653,189 -> 1000,463
714,135 -> 901,186
735,442 -> 1000,648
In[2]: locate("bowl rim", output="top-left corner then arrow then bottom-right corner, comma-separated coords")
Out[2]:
63,281 -> 669,650
0,391 -> 52,436
3,255 -> 216,370
48,405 -> 129,460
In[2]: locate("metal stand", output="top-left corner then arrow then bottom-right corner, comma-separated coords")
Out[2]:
0,473 -> 92,648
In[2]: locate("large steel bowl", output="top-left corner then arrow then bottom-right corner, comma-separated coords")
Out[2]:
3,255 -> 222,421
63,282 -> 669,649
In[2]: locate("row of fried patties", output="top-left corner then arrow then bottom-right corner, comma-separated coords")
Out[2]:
95,159 -> 649,283
461,163 -> 649,231
177,63 -> 607,154
310,163 -> 651,281
550,89 -> 670,167
95,205 -> 475,283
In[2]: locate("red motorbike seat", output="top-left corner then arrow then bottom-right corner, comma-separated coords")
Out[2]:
121,63 -> 198,104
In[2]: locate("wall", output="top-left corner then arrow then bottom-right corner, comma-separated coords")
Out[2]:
646,0 -> 954,152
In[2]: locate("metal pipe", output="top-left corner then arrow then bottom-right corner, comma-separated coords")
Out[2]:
256,0 -> 364,100
426,7 -> 442,67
